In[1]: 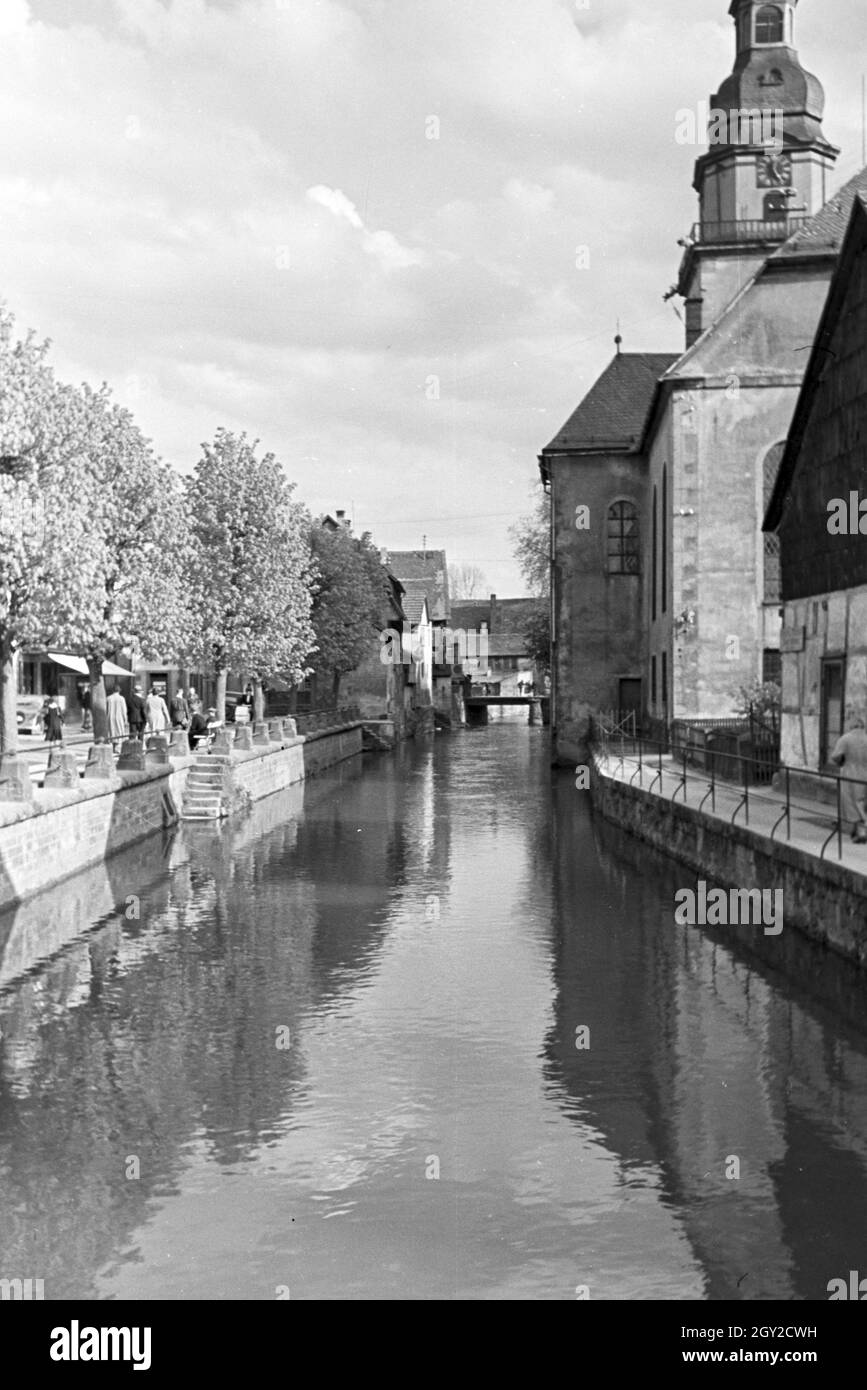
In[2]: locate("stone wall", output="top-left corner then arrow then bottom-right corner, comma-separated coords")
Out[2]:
591,756 -> 867,968
0,726 -> 363,912
0,762 -> 189,912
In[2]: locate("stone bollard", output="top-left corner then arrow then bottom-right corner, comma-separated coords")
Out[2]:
43,748 -> 80,790
212,727 -> 234,755
253,721 -> 271,746
283,717 -> 297,739
116,739 -> 146,772
145,735 -> 169,766
169,729 -> 190,759
84,743 -> 116,779
234,724 -> 253,751
0,752 -> 34,801
268,718 -> 284,743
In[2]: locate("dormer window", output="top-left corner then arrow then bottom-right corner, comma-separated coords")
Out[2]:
755,5 -> 784,45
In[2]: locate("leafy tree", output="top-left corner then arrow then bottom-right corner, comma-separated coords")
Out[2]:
731,680 -> 781,727
522,603 -> 551,676
448,562 -> 487,600
74,388 -> 193,743
308,522 -> 386,706
509,489 -> 550,598
0,307 -> 106,761
185,430 -> 316,723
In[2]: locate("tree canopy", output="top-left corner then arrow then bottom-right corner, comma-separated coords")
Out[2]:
185,429 -> 316,721
308,522 -> 386,702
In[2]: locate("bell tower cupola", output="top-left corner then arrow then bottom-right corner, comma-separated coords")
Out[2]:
677,0 -> 839,347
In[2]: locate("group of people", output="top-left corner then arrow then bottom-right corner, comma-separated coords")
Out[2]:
104,685 -> 218,751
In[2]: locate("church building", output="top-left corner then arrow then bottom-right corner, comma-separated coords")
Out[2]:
541,0 -> 867,765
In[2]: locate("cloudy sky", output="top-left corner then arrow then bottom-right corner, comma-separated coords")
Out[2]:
2,0 -> 865,594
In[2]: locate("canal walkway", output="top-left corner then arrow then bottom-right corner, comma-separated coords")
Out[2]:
594,744 -> 867,874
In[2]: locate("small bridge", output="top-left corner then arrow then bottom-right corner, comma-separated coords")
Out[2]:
464,695 -> 550,727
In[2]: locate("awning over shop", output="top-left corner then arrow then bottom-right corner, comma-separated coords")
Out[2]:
48,653 -> 132,678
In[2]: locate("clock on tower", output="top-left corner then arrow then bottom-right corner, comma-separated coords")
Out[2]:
756,151 -> 793,187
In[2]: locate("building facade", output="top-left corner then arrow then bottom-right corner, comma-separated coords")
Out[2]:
541,0 -> 865,764
764,195 -> 867,771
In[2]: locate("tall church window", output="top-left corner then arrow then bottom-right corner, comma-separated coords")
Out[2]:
762,442 -> 785,603
608,500 -> 640,576
755,5 -> 784,44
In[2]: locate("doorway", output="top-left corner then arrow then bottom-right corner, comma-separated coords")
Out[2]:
820,657 -> 846,767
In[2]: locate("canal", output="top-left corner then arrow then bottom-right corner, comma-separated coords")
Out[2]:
2,722 -> 867,1301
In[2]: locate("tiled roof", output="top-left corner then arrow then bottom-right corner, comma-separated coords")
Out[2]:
775,165 -> 867,257
449,600 -> 491,631
765,194 -> 867,530
487,633 -> 530,657
387,551 -> 450,620
493,598 -> 540,630
542,353 -> 679,453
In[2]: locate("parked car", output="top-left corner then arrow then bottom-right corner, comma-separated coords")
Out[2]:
16,696 -> 45,735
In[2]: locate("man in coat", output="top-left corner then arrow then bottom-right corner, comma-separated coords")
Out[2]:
107,688 -> 129,750
126,686 -> 147,740
170,689 -> 190,729
830,714 -> 867,844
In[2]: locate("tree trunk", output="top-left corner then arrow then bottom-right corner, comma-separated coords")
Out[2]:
253,678 -> 265,724
332,669 -> 341,709
215,667 -> 228,724
88,656 -> 108,744
0,640 -> 19,758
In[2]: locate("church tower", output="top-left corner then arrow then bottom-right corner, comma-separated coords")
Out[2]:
677,0 -> 838,346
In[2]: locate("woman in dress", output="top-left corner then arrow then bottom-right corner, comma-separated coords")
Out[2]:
44,696 -> 64,747
145,688 -> 171,735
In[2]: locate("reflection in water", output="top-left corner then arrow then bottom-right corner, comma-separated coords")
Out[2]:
0,730 -> 866,1299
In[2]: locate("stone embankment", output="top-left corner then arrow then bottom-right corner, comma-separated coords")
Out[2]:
0,715 -> 362,911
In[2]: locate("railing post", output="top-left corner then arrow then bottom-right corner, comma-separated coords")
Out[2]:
786,766 -> 791,840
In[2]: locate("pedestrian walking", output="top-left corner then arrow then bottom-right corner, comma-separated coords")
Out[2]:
80,682 -> 92,732
145,688 -> 171,735
107,688 -> 129,751
126,685 -> 147,740
830,715 -> 867,843
187,688 -> 201,715
170,689 -> 190,729
44,695 -> 64,747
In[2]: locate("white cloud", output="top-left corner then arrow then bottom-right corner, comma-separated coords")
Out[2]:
4,0 -> 866,592
307,184 -> 427,271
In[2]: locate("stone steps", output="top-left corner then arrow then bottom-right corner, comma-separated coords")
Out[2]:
180,752 -> 228,820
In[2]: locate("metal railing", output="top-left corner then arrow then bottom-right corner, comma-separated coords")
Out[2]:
591,719 -> 866,863
689,216 -> 810,245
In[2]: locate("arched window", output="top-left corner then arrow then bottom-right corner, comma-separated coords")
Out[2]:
608,500 -> 640,576
762,442 -> 785,603
755,5 -> 784,44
